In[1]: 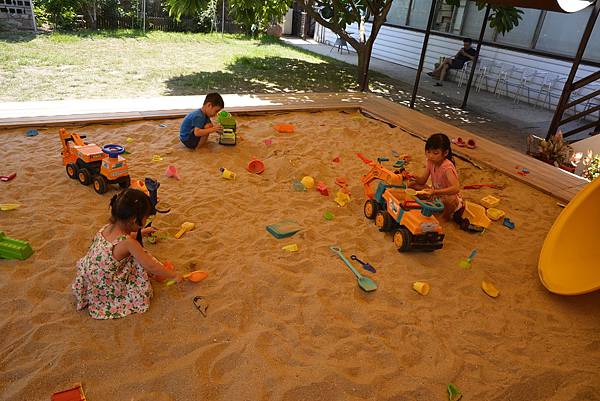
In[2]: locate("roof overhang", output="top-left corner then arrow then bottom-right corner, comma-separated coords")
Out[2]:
485,0 -> 594,12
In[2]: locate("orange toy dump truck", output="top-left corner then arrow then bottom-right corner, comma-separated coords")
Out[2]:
59,128 -> 130,194
358,154 -> 445,252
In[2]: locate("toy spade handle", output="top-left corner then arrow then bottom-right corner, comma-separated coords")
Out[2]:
356,153 -> 373,165
330,246 -> 363,278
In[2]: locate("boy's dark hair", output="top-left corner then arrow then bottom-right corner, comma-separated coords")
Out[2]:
463,37 -> 472,45
204,92 -> 224,109
425,133 -> 455,164
109,188 -> 155,227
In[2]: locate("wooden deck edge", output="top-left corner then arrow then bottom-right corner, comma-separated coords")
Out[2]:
359,94 -> 589,203
0,92 -> 587,202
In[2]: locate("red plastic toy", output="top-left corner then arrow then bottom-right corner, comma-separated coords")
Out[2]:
316,181 -> 329,196
51,384 -> 87,401
0,172 -> 16,182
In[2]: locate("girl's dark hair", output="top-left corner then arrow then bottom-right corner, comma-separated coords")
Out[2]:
425,133 -> 455,164
109,188 -> 155,226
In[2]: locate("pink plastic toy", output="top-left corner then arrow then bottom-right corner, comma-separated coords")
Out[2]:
165,165 -> 181,180
316,181 -> 329,196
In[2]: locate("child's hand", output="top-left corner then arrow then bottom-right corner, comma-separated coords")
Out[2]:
420,188 -> 435,197
213,123 -> 223,134
141,226 -> 157,237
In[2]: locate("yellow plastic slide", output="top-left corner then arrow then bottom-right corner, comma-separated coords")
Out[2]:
538,177 -> 600,295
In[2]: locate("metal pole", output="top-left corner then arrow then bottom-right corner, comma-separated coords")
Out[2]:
461,4 -> 490,109
410,0 -> 437,109
222,0 -> 225,34
29,0 -> 37,32
547,1 -> 600,139
142,0 -> 146,33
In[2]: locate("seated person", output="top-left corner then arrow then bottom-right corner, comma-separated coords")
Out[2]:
428,38 -> 477,86
179,92 -> 224,149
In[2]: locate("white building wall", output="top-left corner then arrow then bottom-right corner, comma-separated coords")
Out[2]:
315,22 -> 598,114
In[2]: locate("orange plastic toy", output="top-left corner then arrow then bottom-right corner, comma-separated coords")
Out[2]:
273,124 -> 294,133
358,155 -> 445,252
246,158 -> 265,174
59,128 -> 130,194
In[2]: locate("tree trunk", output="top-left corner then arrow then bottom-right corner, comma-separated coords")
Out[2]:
357,43 -> 373,92
87,1 -> 97,30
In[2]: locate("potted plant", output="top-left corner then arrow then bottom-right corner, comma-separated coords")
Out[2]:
527,131 -> 577,172
581,151 -> 600,181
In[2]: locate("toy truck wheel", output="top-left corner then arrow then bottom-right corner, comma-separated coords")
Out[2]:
93,175 -> 108,194
66,163 -> 78,179
77,168 -> 92,185
364,200 -> 379,219
119,176 -> 131,189
393,228 -> 412,252
375,211 -> 394,232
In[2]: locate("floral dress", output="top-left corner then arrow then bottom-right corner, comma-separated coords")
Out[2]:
72,225 -> 153,320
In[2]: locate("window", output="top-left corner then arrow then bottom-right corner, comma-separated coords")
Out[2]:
433,3 -> 455,33
583,17 -> 600,62
386,0 -> 409,26
460,1 -> 494,41
495,8 -> 541,48
536,8 -> 593,56
407,0 -> 433,29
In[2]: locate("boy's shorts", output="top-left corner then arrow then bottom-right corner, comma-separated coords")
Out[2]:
181,135 -> 199,149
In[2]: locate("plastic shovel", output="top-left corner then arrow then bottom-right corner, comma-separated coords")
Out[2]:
175,222 -> 195,239
330,246 -> 377,292
405,188 -> 428,198
165,270 -> 208,286
459,249 -> 478,269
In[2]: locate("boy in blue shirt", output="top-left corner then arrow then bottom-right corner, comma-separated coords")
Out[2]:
179,93 -> 224,149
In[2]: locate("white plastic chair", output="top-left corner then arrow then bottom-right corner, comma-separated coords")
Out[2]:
474,58 -> 493,93
457,61 -> 472,88
535,73 -> 562,110
493,63 -> 515,98
583,83 -> 600,120
513,68 -> 544,105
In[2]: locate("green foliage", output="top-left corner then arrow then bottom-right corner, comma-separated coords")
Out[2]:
196,0 -> 218,32
164,0 -> 210,20
229,0 -> 292,33
582,151 -> 600,181
165,0 -> 291,34
34,0 -> 80,29
313,0 -> 370,30
445,0 -> 523,35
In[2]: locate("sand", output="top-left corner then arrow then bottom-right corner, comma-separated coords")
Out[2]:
1,110 -> 599,401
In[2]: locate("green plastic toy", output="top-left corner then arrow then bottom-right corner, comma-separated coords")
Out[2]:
0,231 -> 33,260
217,111 -> 237,146
447,383 -> 462,401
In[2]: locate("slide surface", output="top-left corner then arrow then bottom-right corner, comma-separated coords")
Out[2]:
538,177 -> 600,295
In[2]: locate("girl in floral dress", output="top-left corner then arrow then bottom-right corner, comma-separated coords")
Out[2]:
72,189 -> 181,319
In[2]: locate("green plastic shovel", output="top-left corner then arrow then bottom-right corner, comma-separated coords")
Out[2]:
330,245 -> 377,292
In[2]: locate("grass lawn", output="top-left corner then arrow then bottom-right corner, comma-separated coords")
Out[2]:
0,30 -> 405,102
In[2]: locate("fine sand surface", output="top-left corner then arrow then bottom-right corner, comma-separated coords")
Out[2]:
1,110 -> 599,401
